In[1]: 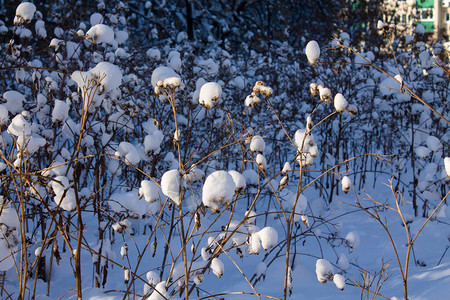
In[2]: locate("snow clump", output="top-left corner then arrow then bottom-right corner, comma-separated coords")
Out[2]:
3,90 -> 25,114
161,170 -> 183,206
211,257 -> 224,278
85,24 -> 115,44
89,62 -> 123,93
333,273 -> 346,290
258,226 -> 278,250
345,231 -> 360,252
341,176 -> 351,193
294,129 -> 318,166
15,2 -> 36,25
334,93 -> 348,113
139,179 -> 161,204
52,176 -> 77,212
316,258 -> 334,283
228,170 -> 246,193
0,197 -> 20,271
199,82 -> 222,108
444,157 -> 450,177
151,66 -> 181,94
305,40 -> 320,65
0,105 -> 8,125
148,281 -> 169,300
202,170 -> 236,213
52,100 -> 69,124
250,135 -> 265,153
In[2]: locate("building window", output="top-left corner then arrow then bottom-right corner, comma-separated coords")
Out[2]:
402,14 -> 407,23
447,13 -> 450,21
421,9 -> 433,20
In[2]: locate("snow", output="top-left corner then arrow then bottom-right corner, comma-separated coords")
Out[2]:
228,170 -> 246,192
52,99 -> 69,123
1,3 -> 450,299
7,114 -> 31,137
151,66 -> 181,90
118,142 -> 141,165
316,259 -> 334,283
256,153 -> 267,170
148,281 -> 169,300
146,48 -> 161,60
202,170 -> 236,212
90,13 -> 104,25
52,176 -> 77,212
377,20 -> 386,30
305,40 -> 320,65
258,226 -> 278,250
334,93 -> 348,113
318,85 -> 331,102
415,146 -> 431,159
344,231 -> 360,252
3,90 -> 25,114
337,253 -> 349,271
86,24 -> 115,44
139,179 -> 162,205
199,82 -> 222,108
0,104 -> 9,125
114,30 -> 129,44
89,62 -> 123,93
0,197 -> 20,271
426,135 -> 442,152
211,257 -> 224,278
444,157 -> 450,177
168,50 -> 181,71
341,176 -> 351,193
197,58 -> 219,76
282,162 -> 291,174
161,169 -> 182,205
333,273 -> 346,290
15,2 -> 36,24
250,135 -> 265,153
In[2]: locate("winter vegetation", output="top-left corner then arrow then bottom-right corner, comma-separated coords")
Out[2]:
0,1 -> 449,299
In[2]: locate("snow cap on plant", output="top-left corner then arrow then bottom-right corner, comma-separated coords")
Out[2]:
250,135 -> 265,153
3,90 -> 25,114
341,176 -> 351,193
344,231 -> 360,252
258,226 -> 278,250
151,66 -> 181,95
228,170 -> 246,194
294,129 -> 318,166
161,169 -> 183,206
309,82 -> 319,96
377,20 -> 386,30
316,258 -> 334,283
211,257 -> 224,278
14,2 -> 36,25
318,85 -> 332,103
0,197 -> 20,271
444,157 -> 450,178
333,273 -> 346,290
202,170 -> 236,213
256,153 -> 267,170
282,162 -> 291,174
334,93 -> 348,113
199,82 -> 222,108
252,81 -> 273,97
305,40 -> 320,65
85,24 -> 114,44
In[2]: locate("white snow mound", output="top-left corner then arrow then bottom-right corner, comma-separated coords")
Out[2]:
305,40 -> 320,65
202,170 -> 236,212
199,82 -> 222,108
